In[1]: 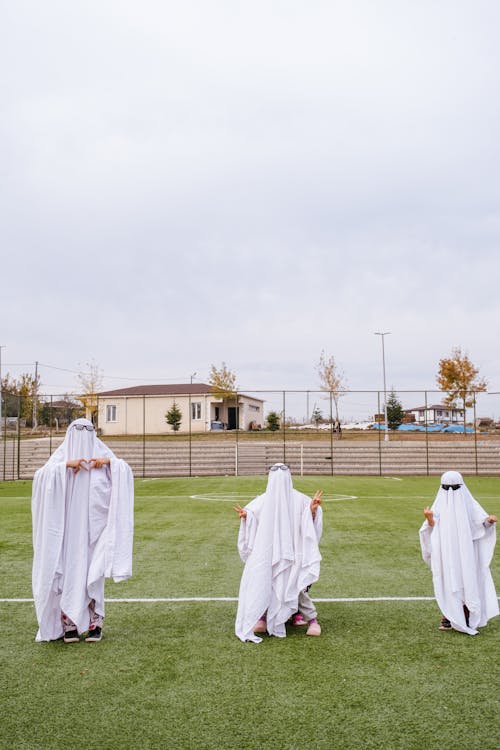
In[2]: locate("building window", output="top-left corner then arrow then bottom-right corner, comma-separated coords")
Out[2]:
106,405 -> 117,422
191,402 -> 201,420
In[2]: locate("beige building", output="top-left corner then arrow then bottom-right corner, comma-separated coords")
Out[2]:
97,384 -> 265,435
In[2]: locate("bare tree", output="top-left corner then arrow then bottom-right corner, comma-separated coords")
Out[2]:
317,350 -> 347,425
77,359 -> 104,424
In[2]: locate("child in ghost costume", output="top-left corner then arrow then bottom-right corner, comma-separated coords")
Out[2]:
234,463 -> 323,643
31,418 -> 134,643
420,470 -> 498,635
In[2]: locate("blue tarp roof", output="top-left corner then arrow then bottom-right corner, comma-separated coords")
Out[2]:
441,424 -> 474,433
370,423 -> 473,433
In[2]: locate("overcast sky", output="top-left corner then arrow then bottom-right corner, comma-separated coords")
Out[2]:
1,1 -> 500,417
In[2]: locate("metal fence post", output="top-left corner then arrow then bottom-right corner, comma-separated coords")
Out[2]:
473,392 -> 478,475
17,395 -> 21,480
235,390 -> 239,477
2,387 -> 6,481
49,395 -> 53,456
189,393 -> 192,478
424,390 -> 429,476
330,391 -> 334,476
142,395 -> 146,479
282,391 -> 286,464
377,391 -> 382,476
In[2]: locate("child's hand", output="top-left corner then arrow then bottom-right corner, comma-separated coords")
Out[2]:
233,504 -> 247,519
423,507 -> 435,527
90,457 -> 110,469
311,490 -> 323,518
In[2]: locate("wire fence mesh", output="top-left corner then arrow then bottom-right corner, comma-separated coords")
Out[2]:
1,389 -> 500,480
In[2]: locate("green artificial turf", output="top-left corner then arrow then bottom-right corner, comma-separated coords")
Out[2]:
1,476 -> 499,750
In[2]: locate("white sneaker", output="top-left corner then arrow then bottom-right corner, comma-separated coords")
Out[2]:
306,621 -> 321,636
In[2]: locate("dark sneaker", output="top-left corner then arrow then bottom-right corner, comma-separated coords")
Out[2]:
63,629 -> 80,643
85,626 -> 102,642
463,605 -> 470,628
439,617 -> 452,631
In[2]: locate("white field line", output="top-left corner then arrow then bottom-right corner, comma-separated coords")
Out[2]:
3,595 -> 500,603
104,596 -> 441,603
190,493 -> 358,502
1,595 -> 436,603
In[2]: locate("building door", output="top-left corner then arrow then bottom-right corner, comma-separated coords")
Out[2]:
227,407 -> 239,430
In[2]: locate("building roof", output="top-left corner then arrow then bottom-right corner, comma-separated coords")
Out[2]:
405,404 -> 464,412
40,398 -> 82,408
98,383 -> 263,402
98,383 -> 214,397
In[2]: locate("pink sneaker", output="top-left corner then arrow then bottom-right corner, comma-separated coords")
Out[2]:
291,613 -> 307,626
306,621 -> 321,636
253,618 -> 267,634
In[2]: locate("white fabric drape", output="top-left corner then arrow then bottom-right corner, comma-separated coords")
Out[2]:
235,466 -> 322,643
420,470 -> 498,635
32,419 -> 134,641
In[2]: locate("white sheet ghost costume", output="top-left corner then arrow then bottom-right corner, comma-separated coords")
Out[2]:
419,471 -> 498,635
235,464 -> 323,643
31,418 -> 134,641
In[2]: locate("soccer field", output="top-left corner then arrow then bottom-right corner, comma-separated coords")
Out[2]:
1,475 -> 499,750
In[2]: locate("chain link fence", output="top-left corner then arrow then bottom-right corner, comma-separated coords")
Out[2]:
1,389 -> 500,480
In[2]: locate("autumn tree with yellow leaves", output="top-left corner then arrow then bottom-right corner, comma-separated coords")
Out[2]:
436,348 -> 487,432
208,362 -> 238,402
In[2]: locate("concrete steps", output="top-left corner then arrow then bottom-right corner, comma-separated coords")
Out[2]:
3,437 -> 500,479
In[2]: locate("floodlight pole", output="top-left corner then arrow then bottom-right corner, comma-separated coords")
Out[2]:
374,332 -> 390,443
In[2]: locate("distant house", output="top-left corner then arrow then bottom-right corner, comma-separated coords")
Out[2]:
97,384 -> 265,436
404,404 -> 464,425
43,398 -> 84,427
475,417 -> 494,432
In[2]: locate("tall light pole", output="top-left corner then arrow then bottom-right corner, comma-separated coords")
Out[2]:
374,332 -> 390,442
